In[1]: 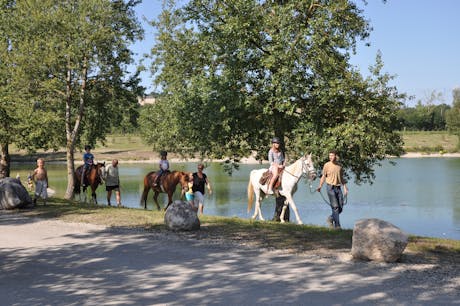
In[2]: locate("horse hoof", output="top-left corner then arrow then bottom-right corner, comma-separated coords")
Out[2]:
280,220 -> 285,224
297,221 -> 303,225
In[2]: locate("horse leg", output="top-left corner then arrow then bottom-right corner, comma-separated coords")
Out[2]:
254,191 -> 265,221
92,187 -> 97,205
251,189 -> 259,220
153,191 -> 161,211
280,199 -> 289,223
141,185 -> 150,210
284,193 -> 303,225
164,192 -> 173,211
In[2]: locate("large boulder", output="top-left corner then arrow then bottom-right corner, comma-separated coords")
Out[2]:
351,219 -> 408,262
164,200 -> 200,231
351,218 -> 408,263
0,177 -> 33,209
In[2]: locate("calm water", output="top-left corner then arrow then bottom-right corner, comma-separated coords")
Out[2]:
11,158 -> 460,240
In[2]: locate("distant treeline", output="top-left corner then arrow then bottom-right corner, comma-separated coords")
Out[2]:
395,103 -> 450,131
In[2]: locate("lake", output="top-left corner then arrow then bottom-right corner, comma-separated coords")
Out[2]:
11,158 -> 460,240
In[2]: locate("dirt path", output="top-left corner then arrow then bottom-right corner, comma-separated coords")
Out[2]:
0,214 -> 458,305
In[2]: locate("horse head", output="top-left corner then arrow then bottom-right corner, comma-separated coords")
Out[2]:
302,154 -> 316,181
178,171 -> 191,192
95,161 -> 106,184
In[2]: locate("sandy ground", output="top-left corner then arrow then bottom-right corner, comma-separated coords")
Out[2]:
1,214 -> 459,305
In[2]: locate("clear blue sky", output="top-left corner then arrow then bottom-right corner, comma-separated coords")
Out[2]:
132,0 -> 460,106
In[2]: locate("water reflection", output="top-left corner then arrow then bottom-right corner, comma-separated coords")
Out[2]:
11,158 -> 460,240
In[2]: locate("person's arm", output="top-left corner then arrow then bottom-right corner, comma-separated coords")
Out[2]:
316,164 -> 327,192
316,174 -> 325,192
341,168 -> 348,196
45,170 -> 48,186
268,150 -> 274,166
205,177 -> 212,195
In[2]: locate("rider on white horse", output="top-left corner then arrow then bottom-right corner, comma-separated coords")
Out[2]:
267,137 -> 285,195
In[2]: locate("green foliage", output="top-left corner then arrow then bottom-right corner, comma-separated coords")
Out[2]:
145,0 -> 405,184
446,88 -> 460,148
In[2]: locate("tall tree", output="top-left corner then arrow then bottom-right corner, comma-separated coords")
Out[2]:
446,88 -> 460,148
6,0 -> 143,196
146,0 -> 404,183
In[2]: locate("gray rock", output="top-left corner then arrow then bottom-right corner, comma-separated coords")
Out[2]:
164,200 -> 200,231
351,218 -> 408,263
0,178 -> 33,209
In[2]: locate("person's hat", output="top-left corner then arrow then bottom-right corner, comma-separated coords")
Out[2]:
271,137 -> 280,144
160,150 -> 167,156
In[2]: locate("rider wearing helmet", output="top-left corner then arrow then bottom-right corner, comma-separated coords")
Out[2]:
154,150 -> 169,187
267,137 -> 285,195
81,145 -> 94,187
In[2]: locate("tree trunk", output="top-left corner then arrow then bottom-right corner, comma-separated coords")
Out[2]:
63,58 -> 88,199
64,142 -> 75,199
0,143 -> 10,178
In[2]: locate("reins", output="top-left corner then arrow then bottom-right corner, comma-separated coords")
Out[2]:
308,181 -> 348,207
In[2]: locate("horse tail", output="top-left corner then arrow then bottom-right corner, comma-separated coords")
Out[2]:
140,174 -> 151,208
73,171 -> 80,195
247,175 -> 254,213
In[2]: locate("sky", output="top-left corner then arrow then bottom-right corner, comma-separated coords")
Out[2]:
131,0 -> 460,106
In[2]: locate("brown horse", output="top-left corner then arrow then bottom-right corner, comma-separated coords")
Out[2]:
74,162 -> 106,204
141,171 -> 190,210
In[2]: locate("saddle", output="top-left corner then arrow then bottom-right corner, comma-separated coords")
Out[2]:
259,169 -> 283,190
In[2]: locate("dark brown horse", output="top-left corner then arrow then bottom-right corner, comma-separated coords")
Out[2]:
74,162 -> 106,204
141,171 -> 190,210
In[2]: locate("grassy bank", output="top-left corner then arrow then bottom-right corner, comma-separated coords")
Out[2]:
10,198 -> 460,265
401,131 -> 459,153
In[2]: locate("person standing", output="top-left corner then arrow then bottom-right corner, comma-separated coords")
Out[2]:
31,158 -> 49,206
267,137 -> 285,195
105,159 -> 121,207
185,172 -> 196,211
316,149 -> 348,229
192,163 -> 212,215
81,145 -> 94,187
153,150 -> 169,187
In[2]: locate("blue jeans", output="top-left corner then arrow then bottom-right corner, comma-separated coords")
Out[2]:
327,184 -> 344,228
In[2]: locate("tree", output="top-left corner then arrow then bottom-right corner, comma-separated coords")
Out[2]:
146,0 -> 404,183
0,0 -> 62,178
446,88 -> 460,148
4,0 -> 143,196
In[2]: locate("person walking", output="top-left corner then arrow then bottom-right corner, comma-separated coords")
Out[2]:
192,163 -> 212,215
105,159 -> 121,207
316,149 -> 348,229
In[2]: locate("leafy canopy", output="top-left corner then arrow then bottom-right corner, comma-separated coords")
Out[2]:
145,0 -> 404,183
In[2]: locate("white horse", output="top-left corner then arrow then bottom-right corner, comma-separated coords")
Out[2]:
247,154 -> 317,224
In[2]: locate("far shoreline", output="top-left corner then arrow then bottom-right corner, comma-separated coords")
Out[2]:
10,151 -> 460,165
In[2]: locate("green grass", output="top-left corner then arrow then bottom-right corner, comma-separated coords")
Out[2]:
11,197 -> 460,264
400,131 -> 459,153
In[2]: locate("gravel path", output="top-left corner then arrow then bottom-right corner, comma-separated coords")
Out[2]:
0,214 -> 458,305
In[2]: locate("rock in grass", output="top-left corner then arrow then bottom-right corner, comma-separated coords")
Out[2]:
164,200 -> 200,231
351,218 -> 408,263
0,178 -> 33,209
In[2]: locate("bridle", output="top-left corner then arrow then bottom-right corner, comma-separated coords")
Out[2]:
284,157 -> 316,181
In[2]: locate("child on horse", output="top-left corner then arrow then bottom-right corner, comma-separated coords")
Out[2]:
153,150 -> 169,187
81,145 -> 94,187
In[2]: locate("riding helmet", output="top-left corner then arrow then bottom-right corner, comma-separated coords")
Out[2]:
84,145 -> 92,150
160,150 -> 167,157
272,137 -> 280,144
